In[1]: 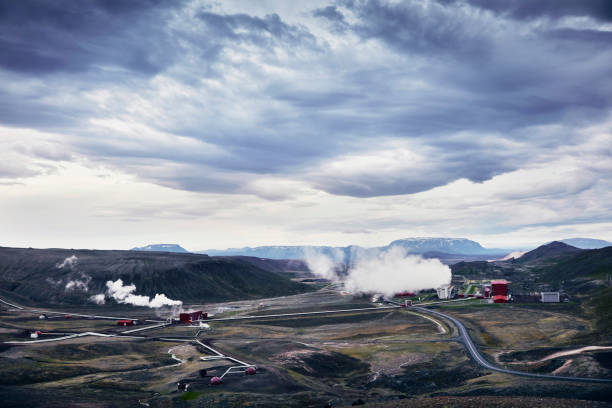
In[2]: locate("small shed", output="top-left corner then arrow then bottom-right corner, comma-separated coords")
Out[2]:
541,292 -> 560,303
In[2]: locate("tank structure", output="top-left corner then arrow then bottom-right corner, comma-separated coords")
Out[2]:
491,280 -> 508,303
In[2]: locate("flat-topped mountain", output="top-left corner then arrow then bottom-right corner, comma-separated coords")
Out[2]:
387,237 -> 503,254
200,237 -> 510,261
130,244 -> 189,253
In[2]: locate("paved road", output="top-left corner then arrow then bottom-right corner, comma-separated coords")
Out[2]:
0,297 -> 23,310
205,305 -> 402,322
413,306 -> 612,384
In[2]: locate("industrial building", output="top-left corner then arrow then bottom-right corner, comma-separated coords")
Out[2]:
540,292 -> 560,303
491,280 -> 508,303
179,311 -> 206,323
436,284 -> 454,300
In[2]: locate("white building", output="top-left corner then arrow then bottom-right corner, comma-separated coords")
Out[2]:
437,284 -> 454,300
541,292 -> 560,303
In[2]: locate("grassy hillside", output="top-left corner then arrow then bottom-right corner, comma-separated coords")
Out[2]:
539,246 -> 612,282
518,241 -> 583,263
452,245 -> 612,286
0,247 -> 313,306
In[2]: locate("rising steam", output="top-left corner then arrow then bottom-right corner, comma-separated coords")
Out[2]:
57,255 -> 78,269
65,274 -> 91,292
89,294 -> 106,305
89,279 -> 182,308
303,247 -> 344,280
306,246 -> 451,297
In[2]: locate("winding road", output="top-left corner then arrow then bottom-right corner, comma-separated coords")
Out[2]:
413,306 -> 612,383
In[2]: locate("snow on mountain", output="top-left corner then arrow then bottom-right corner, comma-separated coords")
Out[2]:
199,238 -> 510,260
130,244 -> 189,253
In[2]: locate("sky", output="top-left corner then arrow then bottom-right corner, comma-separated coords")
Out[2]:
1,0 -> 611,251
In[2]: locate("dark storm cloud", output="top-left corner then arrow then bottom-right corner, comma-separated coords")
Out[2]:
313,5 -> 345,22
1,0 -> 612,201
196,11 -> 317,49
345,0 -> 490,58
341,0 -> 612,127
0,0 -> 182,75
313,5 -> 348,31
437,0 -> 612,22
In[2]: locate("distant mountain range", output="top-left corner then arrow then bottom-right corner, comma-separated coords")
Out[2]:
131,237 -> 610,263
559,238 -> 611,249
198,237 -> 511,262
130,244 -> 189,253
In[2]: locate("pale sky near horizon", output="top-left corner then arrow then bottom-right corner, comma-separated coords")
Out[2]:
1,0 -> 611,251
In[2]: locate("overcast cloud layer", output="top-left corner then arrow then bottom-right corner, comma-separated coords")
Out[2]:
1,0 -> 611,250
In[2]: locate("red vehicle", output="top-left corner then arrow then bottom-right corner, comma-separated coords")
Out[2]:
65,314 -> 71,319
457,293 -> 464,298
117,320 -> 134,326
493,295 -> 508,303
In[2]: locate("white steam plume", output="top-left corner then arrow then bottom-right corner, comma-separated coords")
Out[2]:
307,246 -> 451,297
57,255 -> 78,269
102,279 -> 182,308
65,277 -> 90,292
89,294 -> 106,305
303,247 -> 344,280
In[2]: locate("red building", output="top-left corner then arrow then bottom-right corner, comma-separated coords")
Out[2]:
491,280 -> 508,296
492,280 -> 509,303
179,311 -> 206,323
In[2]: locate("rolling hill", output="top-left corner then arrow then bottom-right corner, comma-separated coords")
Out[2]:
517,241 -> 583,263
0,247 -> 313,307
538,246 -> 612,282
